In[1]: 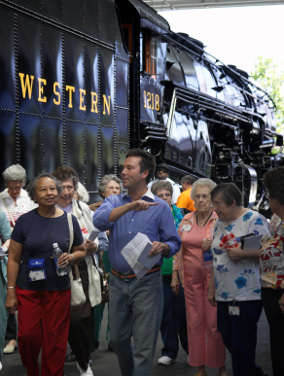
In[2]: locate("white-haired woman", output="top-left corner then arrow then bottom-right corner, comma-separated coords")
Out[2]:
0,164 -> 37,354
89,174 -> 122,212
0,164 -> 37,228
172,178 -> 227,376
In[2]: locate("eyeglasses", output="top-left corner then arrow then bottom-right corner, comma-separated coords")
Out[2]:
195,194 -> 210,200
212,201 -> 224,207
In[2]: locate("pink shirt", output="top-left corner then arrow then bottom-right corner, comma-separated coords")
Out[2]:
182,221 -> 207,269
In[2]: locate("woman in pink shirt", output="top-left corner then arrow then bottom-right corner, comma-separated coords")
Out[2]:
172,178 -> 227,376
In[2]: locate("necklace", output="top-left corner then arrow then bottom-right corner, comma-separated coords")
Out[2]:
196,211 -> 212,227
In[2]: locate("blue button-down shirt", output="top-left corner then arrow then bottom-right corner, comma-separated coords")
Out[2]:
93,189 -> 181,273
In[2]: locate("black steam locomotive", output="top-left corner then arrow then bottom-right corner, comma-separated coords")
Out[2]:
0,0 -> 282,209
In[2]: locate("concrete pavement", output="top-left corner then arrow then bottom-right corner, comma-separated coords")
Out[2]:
1,311 -> 272,375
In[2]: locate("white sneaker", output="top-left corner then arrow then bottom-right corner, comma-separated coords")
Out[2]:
0,361 -> 2,371
157,356 -> 177,365
77,363 -> 94,376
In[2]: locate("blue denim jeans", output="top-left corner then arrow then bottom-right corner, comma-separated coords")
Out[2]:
109,270 -> 163,376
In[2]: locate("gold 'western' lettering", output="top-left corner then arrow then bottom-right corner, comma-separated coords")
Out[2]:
53,82 -> 61,105
38,78 -> 47,103
66,85 -> 75,108
79,89 -> 86,111
91,92 -> 98,113
18,73 -> 111,116
103,95 -> 110,115
19,73 -> 34,99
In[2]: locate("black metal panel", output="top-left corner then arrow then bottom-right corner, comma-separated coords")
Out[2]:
100,126 -> 115,177
0,112 -> 16,176
64,120 -> 85,177
84,0 -> 99,38
41,25 -> 63,119
100,48 -> 114,126
85,124 -> 99,190
116,108 -> 128,144
41,0 -> 63,22
0,8 -> 15,111
64,34 -> 85,122
116,60 -> 128,108
19,114 -> 43,181
17,14 -> 42,114
63,0 -> 83,32
85,42 -> 99,124
12,0 -> 40,12
99,0 -> 115,44
41,119 -> 63,173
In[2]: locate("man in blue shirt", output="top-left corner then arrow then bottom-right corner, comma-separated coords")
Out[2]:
93,149 -> 181,376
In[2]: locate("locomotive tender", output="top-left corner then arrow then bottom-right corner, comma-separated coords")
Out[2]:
0,0 -> 282,209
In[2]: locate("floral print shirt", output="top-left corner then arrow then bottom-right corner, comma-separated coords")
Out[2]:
212,210 -> 269,302
260,218 -> 284,289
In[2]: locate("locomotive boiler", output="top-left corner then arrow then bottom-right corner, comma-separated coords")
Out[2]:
0,0 -> 282,210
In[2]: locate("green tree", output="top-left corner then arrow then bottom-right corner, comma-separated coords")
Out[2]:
251,56 -> 284,134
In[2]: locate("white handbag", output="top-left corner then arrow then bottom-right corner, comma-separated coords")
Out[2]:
67,213 -> 86,306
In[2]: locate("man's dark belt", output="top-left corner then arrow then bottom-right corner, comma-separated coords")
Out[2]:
111,266 -> 160,280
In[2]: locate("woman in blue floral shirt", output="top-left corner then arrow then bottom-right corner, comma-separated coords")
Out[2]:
208,183 -> 269,376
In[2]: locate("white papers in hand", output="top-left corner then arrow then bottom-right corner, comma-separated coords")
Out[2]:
121,232 -> 161,279
88,229 -> 100,242
242,234 -> 263,251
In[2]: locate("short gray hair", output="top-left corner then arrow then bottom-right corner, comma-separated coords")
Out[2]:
191,178 -> 216,200
2,164 -> 26,186
151,180 -> 173,196
26,173 -> 62,202
98,174 -> 122,198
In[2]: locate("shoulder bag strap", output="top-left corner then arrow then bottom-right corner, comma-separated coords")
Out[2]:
66,213 -> 81,279
0,193 -> 15,227
67,213 -> 74,254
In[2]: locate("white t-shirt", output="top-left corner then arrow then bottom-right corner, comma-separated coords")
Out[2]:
212,210 -> 269,302
0,188 -> 38,228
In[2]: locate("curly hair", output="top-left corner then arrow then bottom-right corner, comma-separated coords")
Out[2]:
151,180 -> 173,196
52,166 -> 79,191
263,166 -> 284,205
98,174 -> 122,198
191,178 -> 216,200
26,173 -> 62,202
2,164 -> 26,186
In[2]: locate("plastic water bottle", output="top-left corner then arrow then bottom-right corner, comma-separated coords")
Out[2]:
203,250 -> 213,268
52,243 -> 68,276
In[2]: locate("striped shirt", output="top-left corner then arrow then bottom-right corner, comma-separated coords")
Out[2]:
93,189 -> 181,273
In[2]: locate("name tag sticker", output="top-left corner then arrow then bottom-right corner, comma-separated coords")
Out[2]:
228,306 -> 240,316
29,269 -> 46,281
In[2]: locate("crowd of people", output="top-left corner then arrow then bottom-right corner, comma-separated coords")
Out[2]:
0,155 -> 283,376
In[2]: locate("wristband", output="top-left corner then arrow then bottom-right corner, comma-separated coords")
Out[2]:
7,286 -> 15,290
70,254 -> 75,264
161,243 -> 165,250
278,300 -> 284,308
